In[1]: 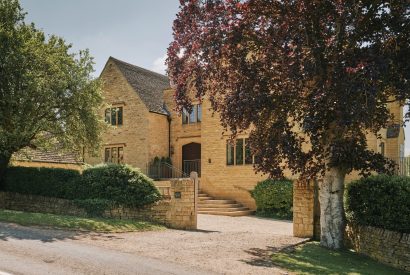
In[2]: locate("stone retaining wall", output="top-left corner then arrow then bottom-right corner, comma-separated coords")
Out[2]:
0,192 -> 87,217
0,178 -> 197,230
293,180 -> 409,272
346,225 -> 410,272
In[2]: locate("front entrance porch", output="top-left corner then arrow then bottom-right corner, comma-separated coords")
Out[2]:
182,142 -> 201,176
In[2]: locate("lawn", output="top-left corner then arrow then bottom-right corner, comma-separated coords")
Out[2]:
272,242 -> 407,275
0,210 -> 165,233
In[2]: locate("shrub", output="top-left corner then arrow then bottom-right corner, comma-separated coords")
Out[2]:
345,175 -> 410,233
251,178 -> 293,219
2,164 -> 161,210
2,166 -> 81,198
73,199 -> 113,217
79,164 -> 161,208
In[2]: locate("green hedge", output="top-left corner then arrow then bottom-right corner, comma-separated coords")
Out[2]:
2,166 -> 81,198
79,164 -> 161,208
251,178 -> 293,219
345,175 -> 410,233
2,164 -> 161,213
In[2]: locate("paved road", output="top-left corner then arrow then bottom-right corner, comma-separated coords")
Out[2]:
0,215 -> 305,275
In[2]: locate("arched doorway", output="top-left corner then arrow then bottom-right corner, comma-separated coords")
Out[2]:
182,142 -> 201,176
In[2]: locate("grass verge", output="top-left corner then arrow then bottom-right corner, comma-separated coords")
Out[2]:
0,210 -> 165,233
271,242 -> 406,275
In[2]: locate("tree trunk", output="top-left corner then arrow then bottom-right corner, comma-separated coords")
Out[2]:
0,153 -> 11,187
319,166 -> 346,249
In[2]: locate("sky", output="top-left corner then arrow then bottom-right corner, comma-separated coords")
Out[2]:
18,0 -> 410,155
20,0 -> 180,75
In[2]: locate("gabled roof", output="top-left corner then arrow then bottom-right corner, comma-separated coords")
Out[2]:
108,57 -> 170,115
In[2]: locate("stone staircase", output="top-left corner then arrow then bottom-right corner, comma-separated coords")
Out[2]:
198,191 -> 254,216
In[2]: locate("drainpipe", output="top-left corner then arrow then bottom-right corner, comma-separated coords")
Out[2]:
167,115 -> 171,158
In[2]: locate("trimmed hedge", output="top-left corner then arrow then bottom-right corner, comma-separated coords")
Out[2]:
345,175 -> 410,233
2,166 -> 81,198
79,164 -> 161,208
251,178 -> 293,219
2,164 -> 161,213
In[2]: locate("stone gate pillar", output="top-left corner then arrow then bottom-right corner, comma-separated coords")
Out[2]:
293,179 -> 320,239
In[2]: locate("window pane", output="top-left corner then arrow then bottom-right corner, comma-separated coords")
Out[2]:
182,108 -> 189,124
104,148 -> 111,163
111,108 -> 117,125
189,105 -> 196,123
226,141 -> 234,165
117,107 -> 123,125
105,109 -> 111,124
245,138 -> 252,164
197,104 -> 202,122
111,147 -> 118,163
118,147 -> 124,164
236,139 -> 244,165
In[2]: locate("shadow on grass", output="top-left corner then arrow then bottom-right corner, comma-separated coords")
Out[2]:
0,210 -> 164,243
270,242 -> 406,275
0,221 -> 86,242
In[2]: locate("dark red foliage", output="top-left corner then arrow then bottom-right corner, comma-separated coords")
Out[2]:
167,0 -> 409,178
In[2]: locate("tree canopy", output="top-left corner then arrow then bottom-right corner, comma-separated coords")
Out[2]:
167,0 -> 410,249
0,0 -> 103,179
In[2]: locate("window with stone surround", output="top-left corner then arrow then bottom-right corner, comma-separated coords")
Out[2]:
182,104 -> 202,124
104,146 -> 124,164
105,106 -> 123,126
227,138 -> 253,165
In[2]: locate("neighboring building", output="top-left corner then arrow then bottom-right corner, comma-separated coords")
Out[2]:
12,148 -> 83,170
85,57 -> 405,210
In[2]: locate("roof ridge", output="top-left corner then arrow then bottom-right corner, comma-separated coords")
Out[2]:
109,56 -> 168,80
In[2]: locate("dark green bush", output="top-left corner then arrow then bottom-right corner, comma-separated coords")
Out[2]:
2,166 -> 81,198
251,178 -> 293,219
2,164 -> 161,209
79,164 -> 161,208
345,175 -> 410,233
73,198 -> 113,217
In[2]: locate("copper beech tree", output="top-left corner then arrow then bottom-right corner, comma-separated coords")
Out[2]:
167,0 -> 410,249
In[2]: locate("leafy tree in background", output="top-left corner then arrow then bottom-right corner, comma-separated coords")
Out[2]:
0,0 -> 104,182
167,0 -> 410,249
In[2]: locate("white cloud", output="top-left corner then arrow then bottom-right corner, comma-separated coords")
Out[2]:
152,54 -> 167,75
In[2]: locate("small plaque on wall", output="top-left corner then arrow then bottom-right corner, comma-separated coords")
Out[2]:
174,192 -> 182,199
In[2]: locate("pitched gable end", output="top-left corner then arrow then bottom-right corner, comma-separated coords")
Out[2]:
106,57 -> 170,115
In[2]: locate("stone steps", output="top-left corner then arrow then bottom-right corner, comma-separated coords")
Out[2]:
199,199 -> 236,204
198,210 -> 254,216
197,191 -> 253,217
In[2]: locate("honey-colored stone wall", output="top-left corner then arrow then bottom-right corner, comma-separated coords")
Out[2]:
346,225 -> 410,272
293,180 -> 320,238
293,181 -> 409,272
0,178 -> 197,230
84,59 -> 150,173
148,112 -> 169,161
0,192 -> 87,216
163,89 -> 201,172
200,99 -> 268,210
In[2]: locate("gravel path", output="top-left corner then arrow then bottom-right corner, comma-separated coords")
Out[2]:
77,215 -> 306,274
0,214 -> 306,275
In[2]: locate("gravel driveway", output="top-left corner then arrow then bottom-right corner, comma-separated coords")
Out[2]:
0,214 -> 306,275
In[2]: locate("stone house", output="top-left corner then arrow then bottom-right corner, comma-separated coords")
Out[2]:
85,57 -> 405,213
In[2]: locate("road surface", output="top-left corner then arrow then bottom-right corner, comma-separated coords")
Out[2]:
0,214 -> 305,275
